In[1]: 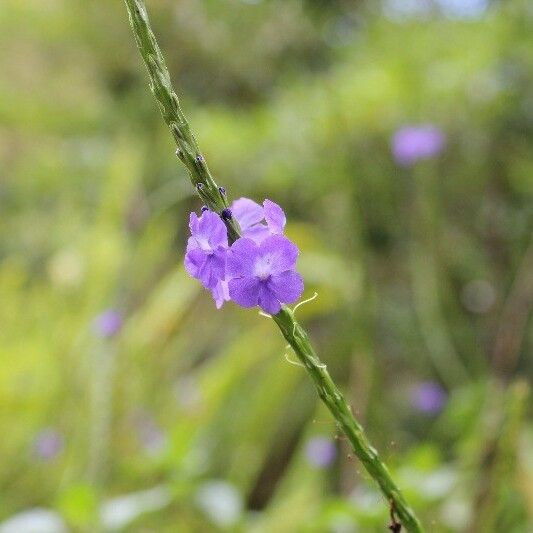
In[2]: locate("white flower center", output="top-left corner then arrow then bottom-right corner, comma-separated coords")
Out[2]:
196,237 -> 212,253
253,254 -> 273,280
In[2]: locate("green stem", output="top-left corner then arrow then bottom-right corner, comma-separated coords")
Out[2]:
122,1 -> 424,530
273,308 -> 422,531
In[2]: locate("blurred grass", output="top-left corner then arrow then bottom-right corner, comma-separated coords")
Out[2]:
0,0 -> 531,531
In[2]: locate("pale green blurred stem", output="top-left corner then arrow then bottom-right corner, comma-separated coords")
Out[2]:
122,1 -> 423,530
410,165 -> 470,386
88,344 -> 115,531
473,380 -> 529,531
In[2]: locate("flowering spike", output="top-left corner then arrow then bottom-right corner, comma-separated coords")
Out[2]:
126,2 -> 424,526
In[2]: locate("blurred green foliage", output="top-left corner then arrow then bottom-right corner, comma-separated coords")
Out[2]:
0,0 -> 531,531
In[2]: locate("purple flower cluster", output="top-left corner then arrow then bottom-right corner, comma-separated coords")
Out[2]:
184,198 -> 304,314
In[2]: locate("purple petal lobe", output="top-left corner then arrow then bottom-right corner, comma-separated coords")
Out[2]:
211,280 -> 230,309
269,271 -> 304,304
184,247 -> 207,278
242,224 -> 271,244
258,282 -> 282,314
258,235 -> 299,274
227,238 -> 259,278
186,235 -> 199,252
263,199 -> 286,234
201,250 -> 226,288
189,211 -> 228,251
231,198 -> 264,231
229,277 -> 260,308
185,248 -> 226,289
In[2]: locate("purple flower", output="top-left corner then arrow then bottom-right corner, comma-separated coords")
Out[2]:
185,211 -> 228,289
305,437 -> 337,468
93,310 -> 123,338
391,125 -> 446,166
33,428 -> 64,461
231,198 -> 286,243
227,235 -> 304,314
411,381 -> 447,414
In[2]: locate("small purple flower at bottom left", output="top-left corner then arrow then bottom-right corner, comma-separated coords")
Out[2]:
33,428 -> 64,461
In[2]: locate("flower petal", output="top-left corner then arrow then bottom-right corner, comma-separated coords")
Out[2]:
227,238 -> 259,278
258,282 -> 282,314
184,248 -> 207,280
231,198 -> 264,231
190,211 -> 228,251
242,224 -> 271,244
263,199 -> 286,234
259,235 -> 299,274
211,280 -> 230,309
269,270 -> 304,304
186,248 -> 226,289
229,277 -> 260,308
186,236 -> 199,252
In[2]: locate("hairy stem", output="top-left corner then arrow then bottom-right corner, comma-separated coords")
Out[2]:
273,308 -> 423,531
122,1 -> 423,530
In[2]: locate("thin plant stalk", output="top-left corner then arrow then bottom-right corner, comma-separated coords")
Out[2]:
122,1 -> 424,530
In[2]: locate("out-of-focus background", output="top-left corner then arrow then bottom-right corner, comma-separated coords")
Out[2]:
1,0 -> 531,531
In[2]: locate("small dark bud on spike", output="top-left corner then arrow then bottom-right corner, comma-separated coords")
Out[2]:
218,186 -> 226,195
175,148 -> 182,158
221,208 -> 232,221
201,205 -> 209,212
195,154 -> 204,163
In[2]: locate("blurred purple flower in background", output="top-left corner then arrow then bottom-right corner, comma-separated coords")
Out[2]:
411,381 -> 447,414
93,309 -> 123,338
391,124 -> 446,166
134,412 -> 167,456
33,428 -> 64,461
175,376 -> 203,412
305,436 -> 337,468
